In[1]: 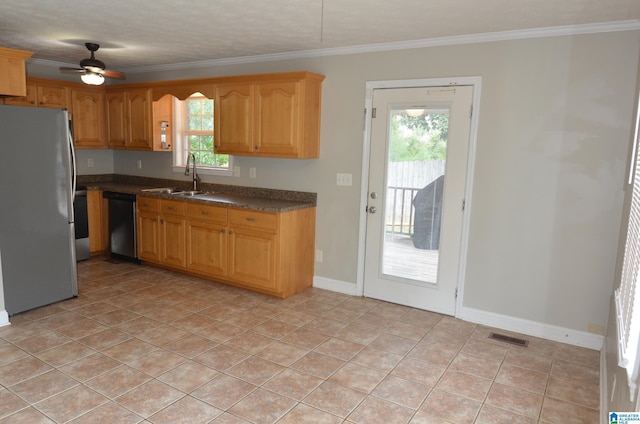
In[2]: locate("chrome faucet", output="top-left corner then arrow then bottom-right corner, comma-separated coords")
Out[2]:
184,153 -> 201,191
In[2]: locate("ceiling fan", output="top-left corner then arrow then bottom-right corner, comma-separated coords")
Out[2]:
59,42 -> 125,85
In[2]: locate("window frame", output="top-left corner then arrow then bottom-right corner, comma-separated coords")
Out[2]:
172,94 -> 233,177
616,90 -> 640,402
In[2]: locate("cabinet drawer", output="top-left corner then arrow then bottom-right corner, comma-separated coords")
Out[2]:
137,196 -> 159,212
229,209 -> 277,232
187,203 -> 227,223
161,199 -> 186,216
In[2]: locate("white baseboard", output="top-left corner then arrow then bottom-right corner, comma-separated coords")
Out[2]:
0,310 -> 10,327
313,276 -> 358,296
458,306 -> 604,350
312,276 -> 604,350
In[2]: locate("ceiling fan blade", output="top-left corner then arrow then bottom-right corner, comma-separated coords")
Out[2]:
103,69 -> 126,79
59,67 -> 85,73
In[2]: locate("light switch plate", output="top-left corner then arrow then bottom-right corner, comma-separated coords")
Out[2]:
337,173 -> 352,186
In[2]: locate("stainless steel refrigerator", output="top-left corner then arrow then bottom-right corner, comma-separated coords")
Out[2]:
0,105 -> 78,315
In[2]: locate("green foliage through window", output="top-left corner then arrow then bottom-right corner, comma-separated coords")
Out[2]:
389,109 -> 449,162
184,96 -> 228,168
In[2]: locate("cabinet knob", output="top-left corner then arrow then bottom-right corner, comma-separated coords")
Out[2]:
246,217 -> 256,222
254,145 -> 260,150
201,211 -> 209,215
221,229 -> 225,233
229,230 -> 233,235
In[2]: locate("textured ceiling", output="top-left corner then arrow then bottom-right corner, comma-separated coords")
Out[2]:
0,0 -> 639,73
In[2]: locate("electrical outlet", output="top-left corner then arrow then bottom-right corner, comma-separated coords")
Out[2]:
337,173 -> 352,186
315,250 -> 323,263
87,158 -> 94,168
233,166 -> 240,177
137,160 -> 142,169
250,167 -> 256,179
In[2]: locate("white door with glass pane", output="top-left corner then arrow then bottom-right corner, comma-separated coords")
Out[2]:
363,85 -> 473,315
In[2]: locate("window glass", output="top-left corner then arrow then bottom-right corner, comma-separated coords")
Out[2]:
173,94 -> 231,174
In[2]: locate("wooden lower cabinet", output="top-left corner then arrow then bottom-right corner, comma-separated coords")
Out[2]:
227,209 -> 278,291
186,203 -> 228,277
139,196 -> 315,298
137,197 -> 161,262
87,189 -> 108,254
159,200 -> 186,268
137,197 -> 186,267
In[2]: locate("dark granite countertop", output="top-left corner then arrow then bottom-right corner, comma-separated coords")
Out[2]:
78,175 -> 316,213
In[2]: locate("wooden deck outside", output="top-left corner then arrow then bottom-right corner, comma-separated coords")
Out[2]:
382,234 -> 439,283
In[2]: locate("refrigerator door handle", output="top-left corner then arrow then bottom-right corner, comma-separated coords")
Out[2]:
67,117 -> 77,205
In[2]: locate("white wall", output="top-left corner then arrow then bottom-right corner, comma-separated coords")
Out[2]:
27,30 -> 640,339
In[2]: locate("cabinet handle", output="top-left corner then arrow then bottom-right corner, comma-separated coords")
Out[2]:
168,207 -> 176,211
246,217 -> 257,222
201,211 -> 210,215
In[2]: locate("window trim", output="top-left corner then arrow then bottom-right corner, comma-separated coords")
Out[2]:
616,89 -> 640,402
171,94 -> 233,176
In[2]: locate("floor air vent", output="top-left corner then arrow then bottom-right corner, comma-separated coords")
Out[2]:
488,332 -> 529,347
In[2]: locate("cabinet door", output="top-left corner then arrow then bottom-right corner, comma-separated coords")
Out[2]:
255,81 -> 299,157
106,91 -> 127,148
127,89 -> 153,149
4,84 -> 36,106
87,190 -> 107,254
37,85 -> 68,108
72,89 -> 105,148
215,83 -> 253,154
186,220 -> 227,277
137,210 -> 160,263
160,214 -> 186,268
228,227 -> 277,291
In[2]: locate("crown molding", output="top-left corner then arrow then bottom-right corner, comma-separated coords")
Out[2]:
31,19 -> 640,75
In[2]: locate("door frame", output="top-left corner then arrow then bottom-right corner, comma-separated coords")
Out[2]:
356,76 -> 482,317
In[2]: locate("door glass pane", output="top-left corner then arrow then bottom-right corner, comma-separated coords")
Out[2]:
382,106 -> 450,284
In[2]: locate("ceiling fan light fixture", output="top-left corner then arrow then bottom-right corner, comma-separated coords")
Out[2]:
80,72 -> 104,85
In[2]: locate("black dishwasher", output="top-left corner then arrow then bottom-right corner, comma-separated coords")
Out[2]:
103,191 -> 139,262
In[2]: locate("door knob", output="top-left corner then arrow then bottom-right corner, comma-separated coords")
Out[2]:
367,206 -> 377,214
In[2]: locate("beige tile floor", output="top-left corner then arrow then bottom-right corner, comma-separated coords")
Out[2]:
0,257 -> 600,423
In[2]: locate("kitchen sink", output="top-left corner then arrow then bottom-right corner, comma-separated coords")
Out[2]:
170,190 -> 204,196
193,193 -> 245,204
141,187 -> 180,194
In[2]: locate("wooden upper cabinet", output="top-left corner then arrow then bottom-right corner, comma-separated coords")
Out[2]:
106,88 -> 152,150
71,88 -> 105,148
0,46 -> 32,97
5,81 -> 68,108
106,87 -> 168,151
214,72 -> 324,158
215,83 -> 253,154
106,91 -> 127,148
127,88 -> 153,149
255,81 -> 299,157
